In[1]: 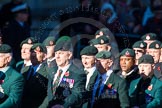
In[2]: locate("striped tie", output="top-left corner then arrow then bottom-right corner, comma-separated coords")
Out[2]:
52,69 -> 63,95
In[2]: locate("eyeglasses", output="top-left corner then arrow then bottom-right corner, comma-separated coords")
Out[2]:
134,49 -> 144,53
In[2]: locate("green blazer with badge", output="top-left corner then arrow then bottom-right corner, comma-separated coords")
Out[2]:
85,72 -> 130,108
129,76 -> 162,107
21,63 -> 48,108
48,64 -> 86,108
0,67 -> 24,108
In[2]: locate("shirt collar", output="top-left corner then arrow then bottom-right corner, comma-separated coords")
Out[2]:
58,63 -> 71,73
47,57 -> 55,62
84,65 -> 96,74
0,66 -> 10,73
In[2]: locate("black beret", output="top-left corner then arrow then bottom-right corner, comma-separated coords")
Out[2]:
138,54 -> 154,64
149,40 -> 162,49
80,46 -> 98,56
54,39 -> 72,52
132,41 -> 147,49
141,33 -> 157,40
43,36 -> 56,46
20,37 -> 38,47
0,44 -> 12,53
120,48 -> 135,57
30,43 -> 47,53
95,51 -> 111,59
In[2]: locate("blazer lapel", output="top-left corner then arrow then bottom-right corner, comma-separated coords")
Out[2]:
2,67 -> 12,88
87,70 -> 98,90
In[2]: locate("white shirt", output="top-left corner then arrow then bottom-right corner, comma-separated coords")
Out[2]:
53,63 -> 71,86
85,66 -> 96,89
103,69 -> 113,84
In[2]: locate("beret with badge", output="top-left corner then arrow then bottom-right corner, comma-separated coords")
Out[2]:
149,40 -> 162,49
0,44 -> 12,53
141,33 -> 157,41
120,48 -> 135,57
95,51 -> 111,59
80,46 -> 98,56
132,41 -> 147,49
20,37 -> 38,47
96,35 -> 109,44
30,43 -> 47,53
54,36 -> 72,52
43,36 -> 56,46
138,54 -> 154,64
88,38 -> 99,46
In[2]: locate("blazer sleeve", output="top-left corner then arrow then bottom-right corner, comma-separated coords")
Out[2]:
0,75 -> 24,108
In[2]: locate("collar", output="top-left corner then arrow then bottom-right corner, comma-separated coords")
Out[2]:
47,57 -> 55,62
84,65 -> 96,75
24,60 -> 32,66
0,66 -> 10,73
58,63 -> 71,73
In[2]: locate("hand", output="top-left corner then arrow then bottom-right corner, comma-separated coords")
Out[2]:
52,104 -> 64,108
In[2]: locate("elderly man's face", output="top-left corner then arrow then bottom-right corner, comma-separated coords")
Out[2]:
138,63 -> 153,79
96,58 -> 113,74
21,44 -> 32,60
0,53 -> 11,68
133,48 -> 145,60
30,50 -> 46,66
55,50 -> 72,68
94,44 -> 109,52
81,55 -> 95,69
120,56 -> 134,73
46,45 -> 55,59
147,49 -> 160,63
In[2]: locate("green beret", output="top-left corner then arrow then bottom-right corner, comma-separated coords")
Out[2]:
54,39 -> 72,52
80,46 -> 98,56
149,40 -> 161,49
43,36 -> 56,46
96,36 -> 109,44
95,51 -> 111,59
88,38 -> 99,46
120,48 -> 135,57
30,43 -> 47,53
20,37 -> 38,47
56,36 -> 71,44
141,33 -> 157,40
0,44 -> 12,53
138,54 -> 154,64
132,41 -> 147,49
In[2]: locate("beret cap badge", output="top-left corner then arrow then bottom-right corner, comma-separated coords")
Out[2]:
125,51 -> 130,56
27,39 -> 32,44
100,39 -> 104,44
49,41 -> 54,46
35,46 -> 41,52
140,43 -> 144,48
146,35 -> 150,40
155,44 -> 159,48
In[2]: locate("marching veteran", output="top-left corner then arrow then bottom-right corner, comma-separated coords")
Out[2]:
129,54 -> 162,107
0,44 -> 24,107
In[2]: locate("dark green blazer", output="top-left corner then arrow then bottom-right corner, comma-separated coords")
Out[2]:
85,72 -> 130,108
129,76 -> 162,108
21,63 -> 48,108
0,67 -> 24,108
15,61 -> 24,73
48,64 -> 86,108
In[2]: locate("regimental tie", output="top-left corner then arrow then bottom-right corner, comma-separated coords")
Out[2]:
95,76 -> 103,97
52,69 -> 63,95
